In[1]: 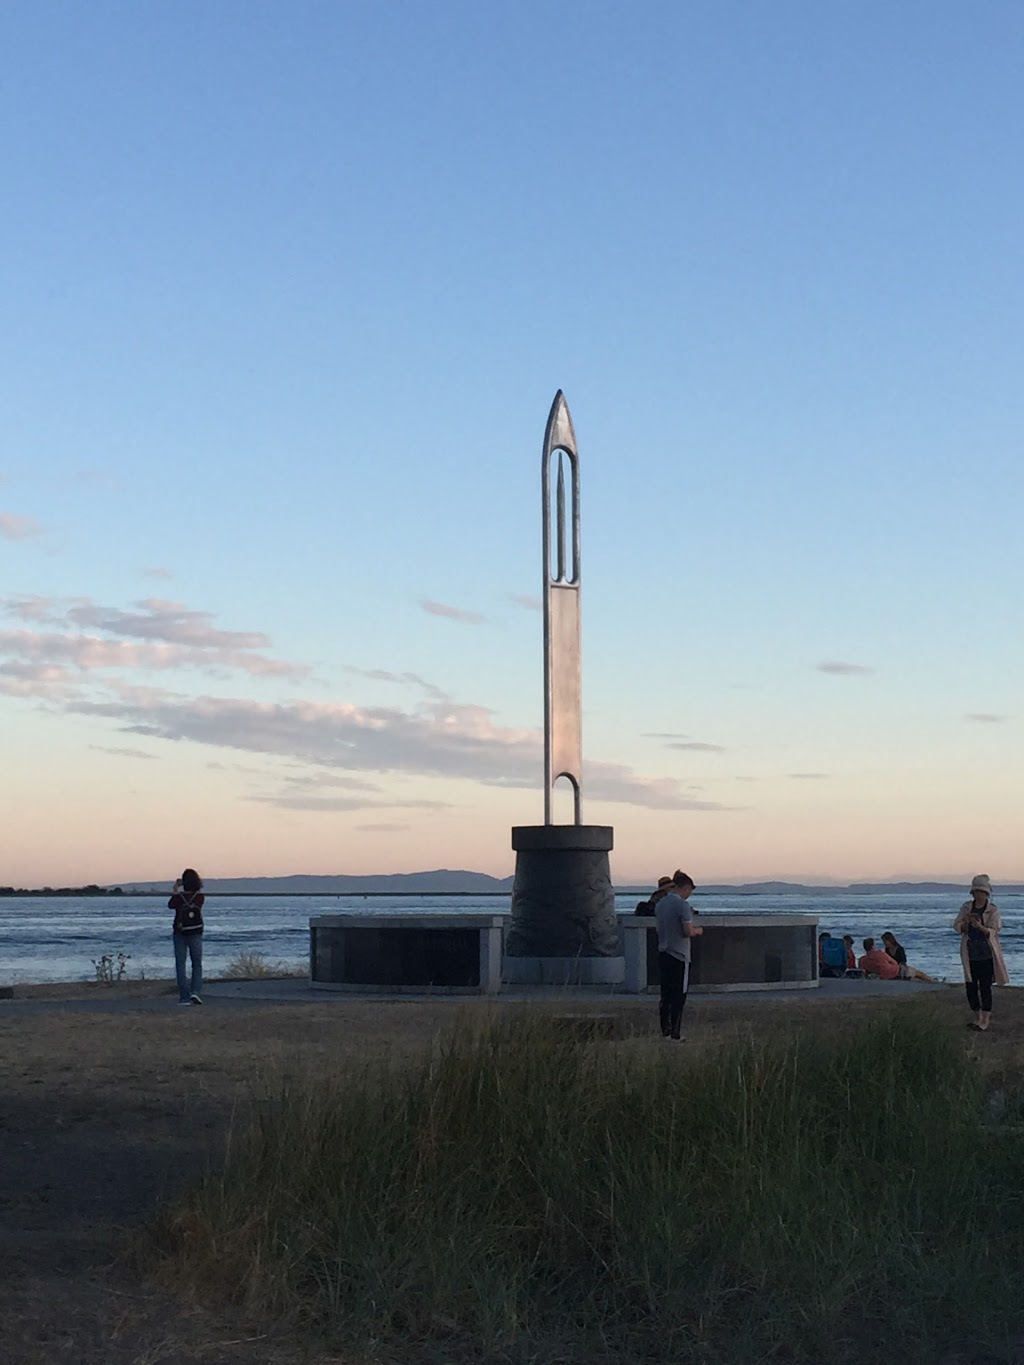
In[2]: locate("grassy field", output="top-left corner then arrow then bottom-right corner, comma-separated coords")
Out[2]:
2,983 -> 1024,1364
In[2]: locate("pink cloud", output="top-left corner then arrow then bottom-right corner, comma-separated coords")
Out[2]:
0,628 -> 302,678
0,596 -> 308,679
4,595 -> 57,622
0,513 -> 43,540
67,598 -> 272,650
419,598 -> 487,625
0,660 -> 73,697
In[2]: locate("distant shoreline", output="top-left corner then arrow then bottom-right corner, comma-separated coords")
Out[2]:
5,883 -> 1024,899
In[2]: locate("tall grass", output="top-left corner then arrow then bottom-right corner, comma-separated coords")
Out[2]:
156,1010 -> 1024,1363
219,950 -> 304,979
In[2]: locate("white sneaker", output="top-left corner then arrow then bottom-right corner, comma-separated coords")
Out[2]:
190,994 -> 202,1005
178,1000 -> 192,1007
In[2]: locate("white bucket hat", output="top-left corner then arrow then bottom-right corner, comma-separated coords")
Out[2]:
970,874 -> 993,897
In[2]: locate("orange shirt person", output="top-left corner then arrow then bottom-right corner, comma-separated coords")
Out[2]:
857,937 -> 901,980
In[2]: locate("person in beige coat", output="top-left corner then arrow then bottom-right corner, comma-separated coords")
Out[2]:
953,874 -> 1009,1031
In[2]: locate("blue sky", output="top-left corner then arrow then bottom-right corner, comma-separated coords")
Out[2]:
1,1 -> 1022,885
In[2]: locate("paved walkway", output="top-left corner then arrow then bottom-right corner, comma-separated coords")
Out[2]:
0,974 -> 953,1016
207,975 -> 951,1004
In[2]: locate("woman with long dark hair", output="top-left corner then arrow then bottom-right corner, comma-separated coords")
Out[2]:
169,867 -> 205,1005
880,931 -> 937,982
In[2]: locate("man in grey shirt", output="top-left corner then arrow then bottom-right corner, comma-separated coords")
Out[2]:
655,870 -> 702,1039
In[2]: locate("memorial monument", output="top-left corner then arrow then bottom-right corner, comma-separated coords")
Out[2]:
504,392 -> 624,985
307,392 -> 817,996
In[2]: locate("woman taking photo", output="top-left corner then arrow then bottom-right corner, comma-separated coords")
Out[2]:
953,874 -> 1009,1031
169,867 -> 205,1006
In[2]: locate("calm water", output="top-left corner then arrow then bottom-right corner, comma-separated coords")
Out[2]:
2,889 -> 1021,986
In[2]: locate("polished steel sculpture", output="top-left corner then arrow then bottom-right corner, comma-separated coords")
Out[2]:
504,391 -> 621,983
542,391 -> 582,825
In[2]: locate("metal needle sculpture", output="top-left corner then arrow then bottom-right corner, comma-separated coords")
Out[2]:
504,391 -> 621,984
542,391 -> 582,825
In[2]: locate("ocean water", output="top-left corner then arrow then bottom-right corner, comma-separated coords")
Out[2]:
2,889 -> 1021,987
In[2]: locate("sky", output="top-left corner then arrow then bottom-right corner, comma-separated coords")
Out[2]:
2,1 -> 1023,887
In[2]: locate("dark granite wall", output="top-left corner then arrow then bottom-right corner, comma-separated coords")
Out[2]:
645,924 -> 816,986
312,925 -> 481,988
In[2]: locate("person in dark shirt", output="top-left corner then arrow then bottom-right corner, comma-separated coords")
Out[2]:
882,932 -> 907,966
881,931 -> 938,982
168,867 -> 205,1005
634,875 -> 673,916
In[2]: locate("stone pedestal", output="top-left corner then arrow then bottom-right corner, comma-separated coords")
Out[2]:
504,824 -> 622,985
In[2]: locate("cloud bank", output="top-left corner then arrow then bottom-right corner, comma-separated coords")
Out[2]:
0,592 -> 724,813
0,596 -> 308,680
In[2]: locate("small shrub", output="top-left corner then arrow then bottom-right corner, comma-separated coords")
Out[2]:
92,951 -> 130,985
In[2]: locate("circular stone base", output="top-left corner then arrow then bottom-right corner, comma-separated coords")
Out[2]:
502,955 -> 625,986
506,824 -> 619,961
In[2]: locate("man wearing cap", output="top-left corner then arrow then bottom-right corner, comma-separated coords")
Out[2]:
655,870 -> 702,1040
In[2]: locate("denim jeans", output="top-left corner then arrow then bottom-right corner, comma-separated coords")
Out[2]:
173,931 -> 203,1001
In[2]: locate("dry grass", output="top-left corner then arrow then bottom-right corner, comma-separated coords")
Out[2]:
220,951 -> 306,979
2,986 -> 1023,1363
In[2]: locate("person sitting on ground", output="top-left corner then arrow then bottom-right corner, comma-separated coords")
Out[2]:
881,931 -> 938,982
842,934 -> 856,969
635,875 -> 674,916
818,932 -> 847,977
857,937 -> 902,980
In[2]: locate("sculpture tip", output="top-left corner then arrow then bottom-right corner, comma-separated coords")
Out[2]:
544,390 -> 577,456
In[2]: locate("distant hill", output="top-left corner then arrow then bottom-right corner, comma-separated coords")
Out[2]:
108,872 -> 1024,896
116,869 -> 517,895
696,881 -> 1024,896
